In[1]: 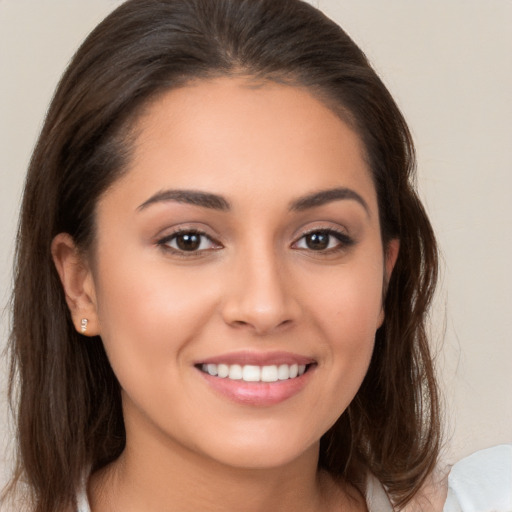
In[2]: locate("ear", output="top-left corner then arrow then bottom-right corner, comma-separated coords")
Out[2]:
384,238 -> 400,283
377,238 -> 400,327
51,233 -> 100,336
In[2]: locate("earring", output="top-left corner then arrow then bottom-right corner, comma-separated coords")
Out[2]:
80,318 -> 88,334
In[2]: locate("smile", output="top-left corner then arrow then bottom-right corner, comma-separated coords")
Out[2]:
199,363 -> 307,382
195,352 -> 316,405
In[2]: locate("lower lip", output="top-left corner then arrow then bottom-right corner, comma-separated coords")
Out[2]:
197,367 -> 314,406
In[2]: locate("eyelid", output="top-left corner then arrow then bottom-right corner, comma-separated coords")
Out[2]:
156,227 -> 223,256
292,226 -> 355,252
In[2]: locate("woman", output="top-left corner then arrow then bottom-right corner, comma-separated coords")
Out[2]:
3,0 -> 444,510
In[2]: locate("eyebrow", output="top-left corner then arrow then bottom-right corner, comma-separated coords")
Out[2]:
137,186 -> 369,215
137,189 -> 231,211
290,187 -> 369,214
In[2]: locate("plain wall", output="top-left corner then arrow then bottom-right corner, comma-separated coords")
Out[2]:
1,0 -> 511,495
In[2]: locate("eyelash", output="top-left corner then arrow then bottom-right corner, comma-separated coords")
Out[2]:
157,229 -> 221,257
292,228 -> 354,253
156,227 -> 354,256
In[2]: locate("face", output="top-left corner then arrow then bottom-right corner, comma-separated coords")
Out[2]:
78,78 -> 396,470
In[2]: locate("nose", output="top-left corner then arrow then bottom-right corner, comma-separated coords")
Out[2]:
220,245 -> 301,335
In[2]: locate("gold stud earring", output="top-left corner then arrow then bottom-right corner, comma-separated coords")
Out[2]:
80,318 -> 88,334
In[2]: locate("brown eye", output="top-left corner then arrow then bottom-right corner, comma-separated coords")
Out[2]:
175,232 -> 201,251
158,230 -> 219,253
304,231 -> 330,250
294,229 -> 354,252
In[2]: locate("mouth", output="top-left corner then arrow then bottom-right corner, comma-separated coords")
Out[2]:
194,353 -> 317,406
197,362 -> 312,383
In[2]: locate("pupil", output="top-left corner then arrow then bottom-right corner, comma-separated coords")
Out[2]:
177,233 -> 200,251
306,232 -> 329,250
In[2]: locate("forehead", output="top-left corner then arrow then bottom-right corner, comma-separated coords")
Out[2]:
102,77 -> 377,214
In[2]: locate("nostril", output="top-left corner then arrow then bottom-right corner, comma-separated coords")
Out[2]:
230,318 -> 295,336
232,320 -> 250,328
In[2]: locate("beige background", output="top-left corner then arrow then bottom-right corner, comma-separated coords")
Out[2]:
1,0 -> 511,493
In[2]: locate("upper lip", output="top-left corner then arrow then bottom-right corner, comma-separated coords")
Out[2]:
195,351 -> 316,367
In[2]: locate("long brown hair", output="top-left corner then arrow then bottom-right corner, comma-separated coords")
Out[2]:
3,0 -> 440,510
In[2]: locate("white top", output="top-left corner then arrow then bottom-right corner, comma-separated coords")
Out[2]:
77,445 -> 512,512
443,444 -> 512,512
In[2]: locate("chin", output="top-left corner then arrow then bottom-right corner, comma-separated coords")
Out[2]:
196,427 -> 321,470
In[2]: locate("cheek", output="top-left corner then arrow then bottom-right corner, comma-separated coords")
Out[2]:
311,254 -> 384,338
305,254 -> 384,398
92,253 -> 218,383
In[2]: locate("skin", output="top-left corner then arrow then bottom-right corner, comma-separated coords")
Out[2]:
53,77 -> 399,512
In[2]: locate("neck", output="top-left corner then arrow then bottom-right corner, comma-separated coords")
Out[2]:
91,447 -> 325,512
88,400 -> 364,512
88,432 -> 356,512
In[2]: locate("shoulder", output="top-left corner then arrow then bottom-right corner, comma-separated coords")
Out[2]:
443,444 -> 512,512
368,444 -> 512,512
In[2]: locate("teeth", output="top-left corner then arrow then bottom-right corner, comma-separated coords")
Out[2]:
201,363 -> 308,382
217,363 -> 229,378
261,365 -> 278,382
277,364 -> 290,380
228,364 -> 242,380
242,365 -> 260,382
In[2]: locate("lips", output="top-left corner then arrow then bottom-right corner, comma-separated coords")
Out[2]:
195,352 -> 316,406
